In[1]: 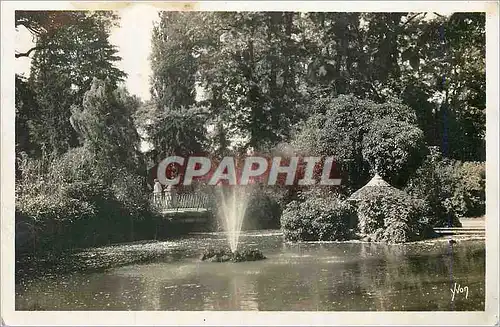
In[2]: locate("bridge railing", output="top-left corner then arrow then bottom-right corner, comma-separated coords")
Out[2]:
150,192 -> 212,211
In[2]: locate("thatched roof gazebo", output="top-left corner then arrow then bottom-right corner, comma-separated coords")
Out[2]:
348,173 -> 406,203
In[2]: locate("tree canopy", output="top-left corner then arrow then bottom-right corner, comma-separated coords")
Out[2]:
141,12 -> 485,163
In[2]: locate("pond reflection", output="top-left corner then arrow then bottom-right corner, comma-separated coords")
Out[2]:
16,231 -> 485,311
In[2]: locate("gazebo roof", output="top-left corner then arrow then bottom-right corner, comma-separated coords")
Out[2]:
348,173 -> 402,201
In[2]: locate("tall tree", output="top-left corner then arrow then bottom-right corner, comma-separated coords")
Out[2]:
149,12 -> 199,110
143,12 -> 208,159
70,78 -> 142,174
23,11 -> 126,155
195,12 -> 307,150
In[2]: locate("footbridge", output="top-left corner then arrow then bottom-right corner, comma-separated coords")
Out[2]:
150,192 -> 214,223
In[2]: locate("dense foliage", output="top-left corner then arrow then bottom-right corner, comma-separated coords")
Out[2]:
141,12 -> 485,163
290,95 -> 426,191
16,146 -> 159,252
70,78 -> 143,173
243,190 -> 282,230
16,78 -> 158,253
281,193 -> 356,242
405,147 -> 485,225
356,187 -> 434,243
17,11 -> 125,156
14,11 -> 160,254
361,118 -> 426,186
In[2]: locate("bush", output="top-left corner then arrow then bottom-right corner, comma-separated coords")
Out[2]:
281,194 -> 356,242
241,184 -> 286,230
243,191 -> 282,230
200,248 -> 266,262
455,161 -> 485,217
405,147 -> 484,225
357,187 -> 432,243
16,149 -> 100,225
111,167 -> 152,218
16,146 -> 159,253
18,193 -> 96,223
291,113 -> 325,157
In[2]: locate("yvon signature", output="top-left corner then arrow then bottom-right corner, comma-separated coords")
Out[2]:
450,283 -> 469,301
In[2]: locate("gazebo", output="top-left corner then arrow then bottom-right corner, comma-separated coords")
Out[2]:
348,173 -> 406,203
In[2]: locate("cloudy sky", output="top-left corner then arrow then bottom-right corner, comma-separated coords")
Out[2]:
15,5 -> 160,101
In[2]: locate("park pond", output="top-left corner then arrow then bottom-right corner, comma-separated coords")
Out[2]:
16,230 -> 485,311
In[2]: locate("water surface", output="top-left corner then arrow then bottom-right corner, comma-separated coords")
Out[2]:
16,230 -> 485,311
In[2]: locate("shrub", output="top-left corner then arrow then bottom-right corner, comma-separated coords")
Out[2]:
18,192 -> 96,223
281,194 -> 356,242
111,167 -> 152,218
48,146 -> 102,184
357,187 -> 431,243
243,191 -> 282,230
16,149 -> 99,225
455,161 -> 485,217
16,146 -> 159,253
290,113 -> 325,157
405,147 -> 484,225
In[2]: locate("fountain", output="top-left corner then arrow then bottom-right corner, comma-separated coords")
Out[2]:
217,185 -> 249,252
201,185 -> 266,262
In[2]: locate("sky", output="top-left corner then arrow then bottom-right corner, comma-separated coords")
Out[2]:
109,5 -> 160,100
15,5 -> 160,101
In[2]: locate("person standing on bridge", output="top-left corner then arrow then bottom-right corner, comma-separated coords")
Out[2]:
153,179 -> 162,205
164,184 -> 176,208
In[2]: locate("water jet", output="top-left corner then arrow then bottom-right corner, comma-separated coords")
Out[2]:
201,185 -> 266,262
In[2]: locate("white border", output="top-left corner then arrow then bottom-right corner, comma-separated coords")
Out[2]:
2,1 -> 499,326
